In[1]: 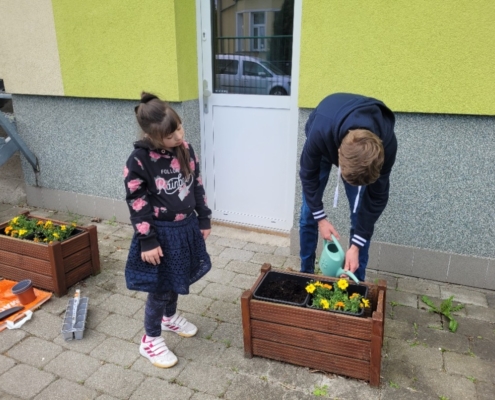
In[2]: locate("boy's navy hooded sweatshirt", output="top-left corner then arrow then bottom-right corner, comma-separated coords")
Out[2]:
300,93 -> 397,249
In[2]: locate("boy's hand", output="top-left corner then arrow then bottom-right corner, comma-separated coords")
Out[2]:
141,246 -> 163,265
201,229 -> 211,240
344,245 -> 359,274
317,219 -> 340,241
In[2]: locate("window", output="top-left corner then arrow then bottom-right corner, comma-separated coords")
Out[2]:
251,12 -> 265,51
216,59 -> 239,75
243,61 -> 272,77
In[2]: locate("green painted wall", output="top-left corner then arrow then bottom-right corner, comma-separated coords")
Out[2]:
52,0 -> 198,101
299,1 -> 495,115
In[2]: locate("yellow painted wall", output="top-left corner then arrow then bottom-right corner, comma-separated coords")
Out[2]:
0,0 -> 64,95
299,1 -> 495,115
51,0 -> 198,101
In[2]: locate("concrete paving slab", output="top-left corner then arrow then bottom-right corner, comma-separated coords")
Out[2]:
84,363 -> 144,400
89,337 -> 140,367
250,252 -> 287,267
244,242 -> 277,254
201,282 -> 244,303
386,289 -> 418,308
444,352 -> 495,384
210,322 -> 243,349
33,378 -> 98,400
223,373 -> 287,400
98,293 -> 144,317
129,376 -> 194,400
94,313 -> 143,340
218,247 -> 254,262
0,329 -> 27,353
21,310 -> 64,341
397,277 -> 441,297
0,364 -> 55,399
43,350 -> 101,382
203,268 -> 237,285
225,260 -> 263,276
440,285 -> 488,307
176,361 -> 233,397
174,337 -> 226,365
0,354 -> 15,375
8,337 -> 62,368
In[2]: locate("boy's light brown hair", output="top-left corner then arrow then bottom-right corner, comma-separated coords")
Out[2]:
338,129 -> 384,186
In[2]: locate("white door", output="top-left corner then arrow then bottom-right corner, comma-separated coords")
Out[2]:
197,0 -> 301,232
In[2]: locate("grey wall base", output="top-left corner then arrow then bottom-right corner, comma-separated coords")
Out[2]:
26,185 -> 130,224
290,228 -> 495,291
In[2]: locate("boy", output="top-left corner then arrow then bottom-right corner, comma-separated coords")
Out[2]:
299,93 -> 397,281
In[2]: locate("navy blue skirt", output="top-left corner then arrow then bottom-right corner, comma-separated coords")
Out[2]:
125,214 -> 211,294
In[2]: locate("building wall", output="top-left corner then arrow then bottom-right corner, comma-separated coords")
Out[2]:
299,0 -> 495,115
1,0 -> 198,102
13,95 -> 201,223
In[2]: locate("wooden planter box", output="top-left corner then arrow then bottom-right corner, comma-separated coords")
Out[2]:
0,213 -> 100,297
241,264 -> 386,387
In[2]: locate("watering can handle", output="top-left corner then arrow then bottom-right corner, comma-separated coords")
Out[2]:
323,235 -> 344,251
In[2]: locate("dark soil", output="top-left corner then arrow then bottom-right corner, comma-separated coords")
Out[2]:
255,278 -> 308,303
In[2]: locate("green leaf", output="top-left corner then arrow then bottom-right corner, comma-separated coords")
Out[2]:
421,295 -> 438,311
449,319 -> 458,333
440,296 -> 453,314
451,304 -> 465,312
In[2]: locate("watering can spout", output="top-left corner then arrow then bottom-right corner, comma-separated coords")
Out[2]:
319,235 -> 360,284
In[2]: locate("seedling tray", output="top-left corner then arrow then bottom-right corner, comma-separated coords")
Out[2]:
61,297 -> 89,340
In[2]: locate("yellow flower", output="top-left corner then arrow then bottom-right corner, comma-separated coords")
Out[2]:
11,230 -> 18,236
334,301 -> 345,309
18,229 -> 28,237
71,222 -> 77,227
5,226 -> 12,234
337,279 -> 349,291
306,283 -> 316,294
361,299 -> 370,308
53,233 -> 59,239
350,292 -> 360,300
61,225 -> 66,231
37,220 -> 44,226
320,299 -> 330,309
11,217 -> 19,224
44,221 -> 53,228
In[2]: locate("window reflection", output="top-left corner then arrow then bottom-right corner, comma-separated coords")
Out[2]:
212,0 -> 294,96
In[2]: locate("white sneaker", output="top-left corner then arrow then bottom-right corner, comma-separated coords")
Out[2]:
139,335 -> 178,368
161,313 -> 198,337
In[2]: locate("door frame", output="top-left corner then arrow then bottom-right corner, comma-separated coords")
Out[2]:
195,0 -> 303,233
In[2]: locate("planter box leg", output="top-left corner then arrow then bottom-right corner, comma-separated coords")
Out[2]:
48,241 -> 66,297
370,290 -> 385,387
241,290 -> 253,358
87,225 -> 101,276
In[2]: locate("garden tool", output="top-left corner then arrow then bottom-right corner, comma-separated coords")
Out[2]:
319,235 -> 360,284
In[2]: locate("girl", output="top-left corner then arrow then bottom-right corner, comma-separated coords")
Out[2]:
124,92 -> 212,368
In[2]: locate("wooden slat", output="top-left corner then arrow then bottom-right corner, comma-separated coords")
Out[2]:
60,232 -> 90,258
241,290 -> 253,358
87,225 -> 101,275
250,300 -> 372,340
65,261 -> 93,288
0,263 -> 55,292
252,338 -> 370,381
251,320 -> 371,361
0,249 -> 52,275
0,235 -> 50,260
370,290 -> 385,387
63,247 -> 91,273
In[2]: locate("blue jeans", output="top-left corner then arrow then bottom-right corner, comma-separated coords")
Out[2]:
299,158 -> 370,281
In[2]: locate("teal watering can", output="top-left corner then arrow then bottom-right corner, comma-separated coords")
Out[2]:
319,235 -> 360,284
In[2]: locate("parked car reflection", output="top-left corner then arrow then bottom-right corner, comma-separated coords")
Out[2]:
215,54 -> 291,96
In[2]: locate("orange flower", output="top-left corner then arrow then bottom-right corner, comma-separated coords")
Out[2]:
334,301 -> 345,309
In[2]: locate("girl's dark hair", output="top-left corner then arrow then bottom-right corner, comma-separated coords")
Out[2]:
135,92 -> 191,178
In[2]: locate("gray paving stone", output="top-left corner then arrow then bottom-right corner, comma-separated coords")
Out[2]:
223,373 -> 287,400
107,248 -> 129,262
440,285 -> 488,307
90,337 -> 140,367
265,359 -> 323,390
454,316 -> 495,339
210,255 -> 230,269
214,347 -> 272,376
130,356 -> 187,380
385,338 -> 443,371
229,273 -> 257,291
444,351 -> 495,384
53,328 -> 107,354
380,386 -> 429,400
177,313 -> 218,339
98,293 -> 144,317
203,268 -> 237,285
0,364 -> 55,399
85,308 -> 111,329
95,313 -> 143,340
384,319 -> 416,341
33,378 -> 98,400
0,354 -> 15,375
397,277 -> 441,297
0,329 -> 27,353
70,285 -> 113,307
44,350 -> 101,382
190,392 -> 222,400
8,336 -> 63,368
39,295 -> 70,315
464,304 -> 495,322
476,381 -> 495,400
282,255 -> 301,270
176,361 -> 233,397
215,237 -> 249,249
211,322 -> 243,349
205,234 -> 220,244
244,242 -> 277,254
99,274 -> 134,296
129,377 -> 194,399
390,305 -> 443,329
206,243 -> 226,256
189,278 -> 209,294
225,260 -> 263,276
318,374 -> 380,400
84,363 -> 144,400
470,338 -> 495,362
387,289 -> 418,308
21,309 -> 63,341
175,293 -> 213,315
416,325 -> 470,353
250,253 -> 287,267
0,390 -> 24,400
205,300 -> 242,324
174,337 -> 226,364
219,247 -> 254,262
413,367 -> 477,400
201,282 -> 244,303
486,293 -> 495,308
95,394 -> 120,400
274,246 -> 290,257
